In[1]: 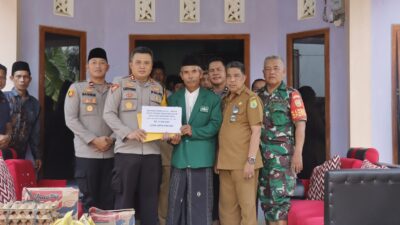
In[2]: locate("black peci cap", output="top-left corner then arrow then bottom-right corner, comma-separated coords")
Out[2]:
88,48 -> 108,62
181,55 -> 201,68
12,61 -> 31,75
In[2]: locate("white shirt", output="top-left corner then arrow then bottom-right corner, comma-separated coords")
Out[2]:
185,88 -> 200,121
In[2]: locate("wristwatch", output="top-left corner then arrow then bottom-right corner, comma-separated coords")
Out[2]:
247,156 -> 256,165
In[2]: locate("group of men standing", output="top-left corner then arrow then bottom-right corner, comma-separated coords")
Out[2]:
0,45 -> 307,225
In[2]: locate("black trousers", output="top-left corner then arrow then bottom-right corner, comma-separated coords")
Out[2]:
167,167 -> 213,225
75,157 -> 114,211
112,153 -> 161,225
212,173 -> 220,220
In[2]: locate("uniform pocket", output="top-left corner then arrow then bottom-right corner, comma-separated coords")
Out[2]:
230,104 -> 245,122
111,169 -> 123,194
150,93 -> 162,105
270,103 -> 290,126
81,97 -> 98,116
81,104 -> 97,116
123,90 -> 137,99
285,170 -> 296,196
121,99 -> 137,112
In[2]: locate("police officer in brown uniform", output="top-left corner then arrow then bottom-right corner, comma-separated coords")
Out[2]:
217,61 -> 263,225
64,48 -> 114,211
103,47 -> 166,225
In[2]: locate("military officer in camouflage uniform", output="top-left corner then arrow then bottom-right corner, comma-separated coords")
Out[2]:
65,48 -> 115,211
103,46 -> 166,225
257,56 -> 307,225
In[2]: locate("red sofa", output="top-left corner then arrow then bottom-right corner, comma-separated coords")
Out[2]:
288,148 -> 380,225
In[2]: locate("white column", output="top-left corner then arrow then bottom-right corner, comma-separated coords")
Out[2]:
348,0 -> 372,147
0,0 -> 18,91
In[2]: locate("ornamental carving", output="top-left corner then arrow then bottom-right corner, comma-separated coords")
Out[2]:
225,0 -> 245,23
180,0 -> 200,23
135,0 -> 155,22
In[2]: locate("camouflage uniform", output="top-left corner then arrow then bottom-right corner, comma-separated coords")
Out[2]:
257,82 -> 307,221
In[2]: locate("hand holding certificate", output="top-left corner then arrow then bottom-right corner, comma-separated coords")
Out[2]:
137,106 -> 182,142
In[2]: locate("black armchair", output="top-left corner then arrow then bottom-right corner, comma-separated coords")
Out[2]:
325,169 -> 400,225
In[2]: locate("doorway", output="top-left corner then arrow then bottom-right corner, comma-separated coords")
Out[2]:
392,25 -> 400,163
287,28 -> 330,178
129,34 -> 250,87
39,26 -> 86,179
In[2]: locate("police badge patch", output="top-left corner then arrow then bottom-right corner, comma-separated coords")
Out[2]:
68,89 -> 74,97
295,99 -> 302,107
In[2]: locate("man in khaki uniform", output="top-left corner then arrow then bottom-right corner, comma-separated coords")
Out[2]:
103,46 -> 166,225
65,48 -> 114,211
217,61 -> 263,225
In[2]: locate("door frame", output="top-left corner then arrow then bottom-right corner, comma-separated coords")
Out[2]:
287,28 -> 331,159
391,25 -> 400,163
38,25 -> 87,149
129,34 -> 250,87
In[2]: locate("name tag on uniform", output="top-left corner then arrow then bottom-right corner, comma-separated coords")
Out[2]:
230,105 -> 239,122
82,97 -> 97,104
200,106 -> 209,113
124,92 -> 137,99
